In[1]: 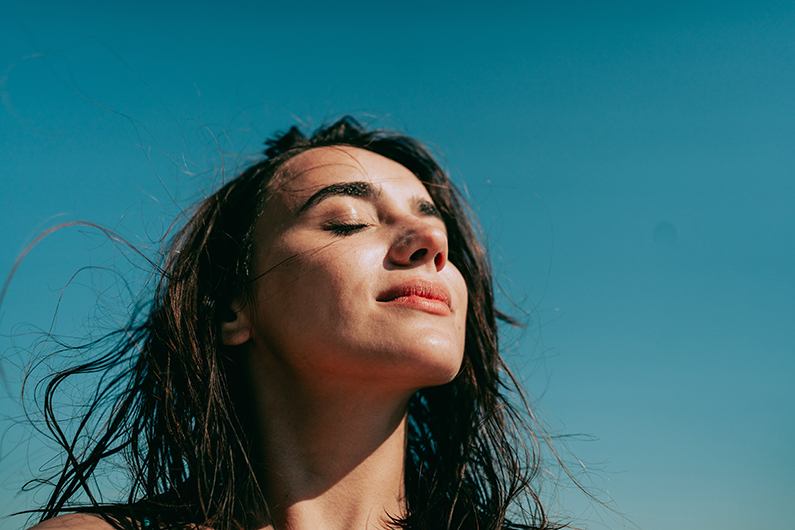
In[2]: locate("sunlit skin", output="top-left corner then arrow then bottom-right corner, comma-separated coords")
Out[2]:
30,146 -> 468,530
222,146 -> 468,530
235,146 -> 468,392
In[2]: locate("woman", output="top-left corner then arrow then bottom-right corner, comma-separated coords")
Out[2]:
24,117 -> 561,530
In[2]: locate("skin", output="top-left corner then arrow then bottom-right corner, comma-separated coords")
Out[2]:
233,146 -> 467,391
229,146 -> 468,530
29,146 -> 468,530
26,514 -> 110,530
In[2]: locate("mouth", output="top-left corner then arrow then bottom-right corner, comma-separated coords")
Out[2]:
377,279 -> 452,316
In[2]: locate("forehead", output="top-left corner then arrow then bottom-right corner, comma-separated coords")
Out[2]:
274,146 -> 429,207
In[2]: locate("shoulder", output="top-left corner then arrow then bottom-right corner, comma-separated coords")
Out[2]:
27,514 -> 116,530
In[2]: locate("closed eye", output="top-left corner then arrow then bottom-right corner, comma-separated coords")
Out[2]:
324,222 -> 369,236
418,200 -> 441,219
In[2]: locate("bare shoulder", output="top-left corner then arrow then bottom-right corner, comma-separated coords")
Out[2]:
27,513 -> 116,530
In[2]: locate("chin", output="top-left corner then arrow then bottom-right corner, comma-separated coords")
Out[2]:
402,348 -> 464,390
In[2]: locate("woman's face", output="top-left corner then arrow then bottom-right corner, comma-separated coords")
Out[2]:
242,146 -> 468,393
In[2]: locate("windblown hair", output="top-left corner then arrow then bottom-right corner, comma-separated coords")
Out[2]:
28,117 -> 562,530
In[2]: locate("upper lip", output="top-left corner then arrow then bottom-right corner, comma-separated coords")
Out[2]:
377,279 -> 452,308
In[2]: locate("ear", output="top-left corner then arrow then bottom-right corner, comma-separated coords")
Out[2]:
221,299 -> 252,346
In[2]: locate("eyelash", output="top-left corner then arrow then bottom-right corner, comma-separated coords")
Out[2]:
324,221 -> 369,236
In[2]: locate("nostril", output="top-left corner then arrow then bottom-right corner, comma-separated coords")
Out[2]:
409,248 -> 428,262
434,252 -> 444,268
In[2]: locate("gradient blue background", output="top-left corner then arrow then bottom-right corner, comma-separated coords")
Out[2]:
1,2 -> 793,529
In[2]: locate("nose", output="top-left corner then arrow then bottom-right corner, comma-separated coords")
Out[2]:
387,218 -> 449,272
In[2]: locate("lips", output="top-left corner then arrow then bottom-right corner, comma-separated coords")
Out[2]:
377,279 -> 452,316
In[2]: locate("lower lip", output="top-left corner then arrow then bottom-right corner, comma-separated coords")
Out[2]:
381,295 -> 451,316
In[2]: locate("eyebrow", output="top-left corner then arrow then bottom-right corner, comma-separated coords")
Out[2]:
295,180 -> 443,220
297,181 -> 380,215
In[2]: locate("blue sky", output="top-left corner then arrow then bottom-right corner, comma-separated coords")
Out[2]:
1,1 -> 793,529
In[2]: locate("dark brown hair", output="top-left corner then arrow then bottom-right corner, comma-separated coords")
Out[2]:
28,117 -> 563,530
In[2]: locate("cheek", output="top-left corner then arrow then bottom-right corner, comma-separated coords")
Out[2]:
446,267 -> 469,347
253,241 -> 379,336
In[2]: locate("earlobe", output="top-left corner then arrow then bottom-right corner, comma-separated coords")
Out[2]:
221,300 -> 252,346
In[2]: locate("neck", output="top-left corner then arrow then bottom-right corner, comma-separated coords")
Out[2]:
245,353 -> 413,530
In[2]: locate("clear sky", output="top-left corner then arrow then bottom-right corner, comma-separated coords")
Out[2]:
1,1 -> 793,529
